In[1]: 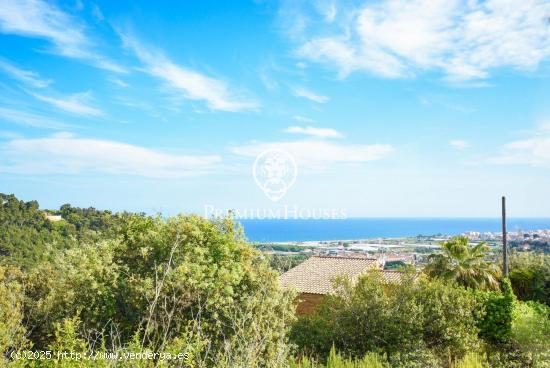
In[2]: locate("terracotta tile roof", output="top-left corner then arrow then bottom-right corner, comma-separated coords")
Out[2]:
279,256 -> 380,295
380,270 -> 406,284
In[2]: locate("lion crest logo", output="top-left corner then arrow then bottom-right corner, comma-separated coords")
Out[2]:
253,149 -> 297,202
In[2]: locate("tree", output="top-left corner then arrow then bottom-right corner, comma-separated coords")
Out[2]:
509,252 -> 549,306
511,301 -> 550,364
291,272 -> 482,365
477,278 -> 516,345
18,214 -> 296,367
425,236 -> 501,291
0,265 -> 26,364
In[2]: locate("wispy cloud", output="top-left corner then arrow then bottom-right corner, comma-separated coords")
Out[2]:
0,130 -> 21,139
419,95 -> 475,113
292,86 -> 329,103
0,106 -> 70,129
30,91 -> 103,117
0,59 -> 51,88
284,125 -> 343,138
109,78 -> 129,88
298,36 -> 403,79
293,115 -> 316,123
120,32 -> 258,112
0,0 -> 126,73
258,66 -> 279,91
449,139 -> 469,150
91,4 -> 105,22
292,0 -> 550,80
0,132 -> 222,177
487,123 -> 550,167
315,1 -> 337,23
232,139 -> 392,169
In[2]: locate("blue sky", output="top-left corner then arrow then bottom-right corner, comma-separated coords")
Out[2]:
0,0 -> 549,217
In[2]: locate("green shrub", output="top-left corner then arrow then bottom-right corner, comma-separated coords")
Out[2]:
485,345 -> 536,368
290,314 -> 334,357
291,346 -> 389,368
511,301 -> 550,365
455,352 -> 488,368
0,265 -> 26,364
509,252 -> 549,306
414,278 -> 482,358
478,278 -> 515,345
290,273 -> 482,364
14,215 -> 296,367
387,347 -> 441,368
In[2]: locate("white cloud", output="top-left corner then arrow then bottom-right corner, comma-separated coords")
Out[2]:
120,33 -> 258,112
0,0 -> 126,72
109,78 -> 129,88
0,130 -> 20,139
315,1 -> 337,23
0,106 -> 70,129
487,124 -> 550,167
30,91 -> 103,117
488,137 -> 550,167
294,0 -> 550,80
292,86 -> 330,103
0,133 -> 222,177
258,65 -> 279,91
284,126 -> 343,138
0,59 -> 51,88
232,139 -> 392,169
298,36 -> 404,78
449,139 -> 470,150
293,115 -> 316,123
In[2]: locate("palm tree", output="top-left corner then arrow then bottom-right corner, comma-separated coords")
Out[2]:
425,236 -> 501,290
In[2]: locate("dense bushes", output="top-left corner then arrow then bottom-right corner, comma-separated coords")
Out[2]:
291,272 -> 550,367
2,195 -> 550,367
291,350 -> 491,368
511,301 -> 550,364
2,210 -> 296,367
290,272 -> 482,366
477,278 -> 515,345
290,346 -> 389,368
0,265 -> 26,365
509,252 -> 549,306
0,194 -> 125,270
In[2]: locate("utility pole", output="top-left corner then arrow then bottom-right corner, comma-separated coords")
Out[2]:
502,196 -> 508,277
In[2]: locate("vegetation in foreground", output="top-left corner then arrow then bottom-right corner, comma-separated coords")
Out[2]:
1,193 -> 549,367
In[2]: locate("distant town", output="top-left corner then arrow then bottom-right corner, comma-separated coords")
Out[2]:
256,229 -> 550,269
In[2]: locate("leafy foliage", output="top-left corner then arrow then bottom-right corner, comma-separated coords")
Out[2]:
268,254 -> 309,273
1,193 -> 296,367
477,278 -> 516,345
454,353 -> 488,368
291,272 -> 482,364
291,346 -> 389,368
425,236 -> 501,291
2,193 -> 549,367
511,301 -> 550,364
0,193 -> 125,270
0,265 -> 26,364
509,252 -> 550,306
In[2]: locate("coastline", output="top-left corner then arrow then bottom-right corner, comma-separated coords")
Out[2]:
239,217 -> 550,243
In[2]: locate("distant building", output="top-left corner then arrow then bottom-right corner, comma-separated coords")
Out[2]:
45,214 -> 62,222
279,256 -> 405,315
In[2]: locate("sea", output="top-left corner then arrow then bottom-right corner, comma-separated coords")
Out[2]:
238,218 -> 550,243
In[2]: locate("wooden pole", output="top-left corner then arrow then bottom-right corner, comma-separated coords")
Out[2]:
502,196 -> 508,277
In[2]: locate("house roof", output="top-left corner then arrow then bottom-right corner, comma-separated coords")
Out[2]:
379,270 -> 406,283
279,256 -> 380,295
